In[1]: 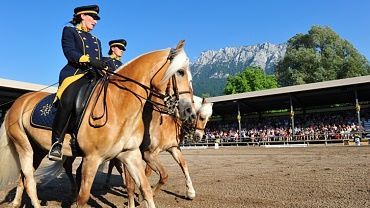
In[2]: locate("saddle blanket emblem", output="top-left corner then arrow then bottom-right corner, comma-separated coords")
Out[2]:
30,94 -> 57,130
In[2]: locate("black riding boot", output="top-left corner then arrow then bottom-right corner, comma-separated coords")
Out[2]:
48,74 -> 90,161
48,104 -> 71,161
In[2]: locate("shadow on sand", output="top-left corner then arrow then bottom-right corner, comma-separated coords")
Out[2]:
0,172 -> 127,208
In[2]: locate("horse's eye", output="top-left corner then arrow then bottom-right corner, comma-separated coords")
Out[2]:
199,116 -> 205,121
177,69 -> 185,77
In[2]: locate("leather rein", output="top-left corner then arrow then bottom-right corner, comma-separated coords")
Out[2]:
88,48 -> 193,127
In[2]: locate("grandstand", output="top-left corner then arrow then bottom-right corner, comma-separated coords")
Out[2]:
201,75 -> 370,146
0,78 -> 57,122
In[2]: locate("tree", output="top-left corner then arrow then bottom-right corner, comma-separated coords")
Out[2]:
276,25 -> 370,87
224,66 -> 278,95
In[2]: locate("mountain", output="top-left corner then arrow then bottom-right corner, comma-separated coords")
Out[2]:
191,42 -> 287,96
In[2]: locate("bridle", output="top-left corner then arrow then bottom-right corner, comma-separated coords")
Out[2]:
163,65 -> 194,115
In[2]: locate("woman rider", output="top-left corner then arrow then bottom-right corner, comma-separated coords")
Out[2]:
48,5 -> 107,161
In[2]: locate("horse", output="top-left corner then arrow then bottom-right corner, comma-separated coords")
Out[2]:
56,95 -> 212,208
123,95 -> 213,207
192,96 -> 214,141
0,40 -> 196,208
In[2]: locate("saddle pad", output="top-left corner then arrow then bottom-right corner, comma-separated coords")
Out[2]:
30,94 -> 57,130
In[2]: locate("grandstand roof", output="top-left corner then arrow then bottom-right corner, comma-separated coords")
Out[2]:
1,76 -> 370,117
0,78 -> 57,108
206,75 -> 370,115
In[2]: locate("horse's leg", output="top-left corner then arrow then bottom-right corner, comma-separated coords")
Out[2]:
167,147 -> 195,199
143,151 -> 168,195
12,142 -> 47,207
144,163 -> 152,177
113,158 -> 126,187
117,149 -> 155,208
12,174 -> 24,208
124,165 -> 136,208
11,141 -> 41,208
63,157 -> 77,194
105,159 -> 115,187
75,159 -> 83,198
76,156 -> 101,207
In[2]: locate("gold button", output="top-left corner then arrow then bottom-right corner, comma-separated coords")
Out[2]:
86,45 -> 89,48
95,57 -> 99,60
83,37 -> 86,40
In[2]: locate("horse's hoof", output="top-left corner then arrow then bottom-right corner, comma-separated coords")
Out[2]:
12,203 -> 21,208
40,200 -> 48,206
186,191 -> 195,200
137,193 -> 144,202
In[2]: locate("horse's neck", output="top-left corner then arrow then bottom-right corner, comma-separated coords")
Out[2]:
110,50 -> 170,105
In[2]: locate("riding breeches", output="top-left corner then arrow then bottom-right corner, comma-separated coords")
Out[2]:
52,75 -> 91,142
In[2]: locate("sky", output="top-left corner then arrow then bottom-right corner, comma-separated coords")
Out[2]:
0,0 -> 369,86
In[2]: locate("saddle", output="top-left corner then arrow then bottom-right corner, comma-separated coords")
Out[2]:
31,78 -> 99,155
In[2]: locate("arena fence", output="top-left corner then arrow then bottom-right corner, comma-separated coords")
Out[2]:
181,131 -> 370,147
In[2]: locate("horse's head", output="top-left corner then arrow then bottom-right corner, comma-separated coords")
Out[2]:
193,97 -> 213,142
159,40 -> 196,122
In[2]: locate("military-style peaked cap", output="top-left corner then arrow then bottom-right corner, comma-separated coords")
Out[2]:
74,5 -> 100,20
109,39 -> 127,51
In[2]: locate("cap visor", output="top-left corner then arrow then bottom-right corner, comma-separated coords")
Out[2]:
89,14 -> 100,20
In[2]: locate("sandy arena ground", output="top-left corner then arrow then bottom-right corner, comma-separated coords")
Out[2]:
0,145 -> 369,208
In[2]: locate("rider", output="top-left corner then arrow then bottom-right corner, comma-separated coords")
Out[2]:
48,5 -> 107,161
102,39 -> 127,71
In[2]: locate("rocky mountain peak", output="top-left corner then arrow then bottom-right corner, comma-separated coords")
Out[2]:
191,42 -> 287,96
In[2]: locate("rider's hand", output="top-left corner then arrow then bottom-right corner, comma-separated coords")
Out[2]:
89,59 -> 107,70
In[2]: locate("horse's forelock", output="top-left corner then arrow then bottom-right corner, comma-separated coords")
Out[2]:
187,69 -> 193,91
193,95 -> 203,112
161,49 -> 189,83
199,102 -> 213,118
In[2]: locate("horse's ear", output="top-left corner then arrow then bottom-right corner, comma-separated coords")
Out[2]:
175,40 -> 185,52
202,97 -> 206,104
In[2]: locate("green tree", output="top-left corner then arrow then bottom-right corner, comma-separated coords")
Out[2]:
224,66 -> 278,95
201,92 -> 210,98
276,25 -> 370,86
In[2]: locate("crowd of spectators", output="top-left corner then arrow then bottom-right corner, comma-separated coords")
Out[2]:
203,109 -> 370,143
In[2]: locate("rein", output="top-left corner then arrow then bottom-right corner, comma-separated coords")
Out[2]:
88,49 -> 192,127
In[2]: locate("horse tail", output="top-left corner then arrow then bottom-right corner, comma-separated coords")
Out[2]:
98,161 -> 108,172
0,114 -> 21,188
35,158 -> 65,185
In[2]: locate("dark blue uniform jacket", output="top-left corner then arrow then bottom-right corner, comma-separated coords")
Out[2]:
102,57 -> 123,71
59,26 -> 102,84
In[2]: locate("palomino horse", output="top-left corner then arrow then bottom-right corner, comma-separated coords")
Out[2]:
123,95 -> 213,207
60,95 -> 213,202
0,40 -> 195,208
192,96 -> 214,141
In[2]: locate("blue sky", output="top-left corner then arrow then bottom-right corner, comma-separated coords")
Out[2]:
0,0 -> 369,86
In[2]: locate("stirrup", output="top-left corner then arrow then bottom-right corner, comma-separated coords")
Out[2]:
48,142 -> 63,161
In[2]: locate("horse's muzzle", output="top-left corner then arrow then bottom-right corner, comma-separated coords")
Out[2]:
179,99 -> 196,122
